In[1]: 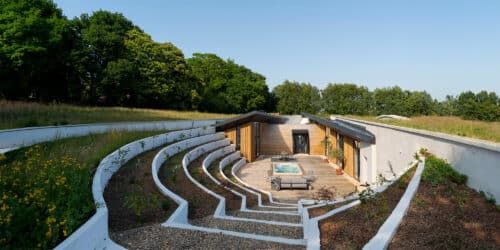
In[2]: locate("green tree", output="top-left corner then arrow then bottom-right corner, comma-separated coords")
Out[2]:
373,86 -> 408,116
124,29 -> 197,109
187,53 -> 271,113
321,83 -> 372,115
273,80 -> 321,114
71,10 -> 136,104
405,91 -> 435,116
455,90 -> 500,121
0,0 -> 75,101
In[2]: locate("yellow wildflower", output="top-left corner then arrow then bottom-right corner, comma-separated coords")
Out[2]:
59,219 -> 66,226
0,204 -> 8,212
6,213 -> 12,224
46,217 -> 56,225
0,153 -> 6,161
46,229 -> 52,238
63,229 -> 68,237
48,204 -> 56,213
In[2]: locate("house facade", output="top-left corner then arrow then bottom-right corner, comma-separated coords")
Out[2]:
215,111 -> 377,184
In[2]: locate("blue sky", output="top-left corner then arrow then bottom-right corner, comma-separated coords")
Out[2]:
54,0 -> 500,100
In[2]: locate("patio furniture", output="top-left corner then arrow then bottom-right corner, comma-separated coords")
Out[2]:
271,176 -> 310,191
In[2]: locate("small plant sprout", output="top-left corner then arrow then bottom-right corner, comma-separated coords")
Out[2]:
139,140 -> 146,150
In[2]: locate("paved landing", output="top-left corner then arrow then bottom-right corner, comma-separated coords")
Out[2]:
236,155 -> 358,202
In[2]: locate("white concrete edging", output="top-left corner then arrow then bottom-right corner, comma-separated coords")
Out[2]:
232,159 -> 298,207
152,134 -> 305,246
55,126 -> 214,250
204,150 -> 299,216
152,132 -> 225,225
219,152 -> 299,214
303,160 -> 420,250
363,159 -> 425,250
185,141 -> 300,226
0,120 -> 216,153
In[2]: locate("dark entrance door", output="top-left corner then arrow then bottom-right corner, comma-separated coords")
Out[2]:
292,130 -> 309,154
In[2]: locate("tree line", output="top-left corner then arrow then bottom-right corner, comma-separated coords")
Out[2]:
273,81 -> 500,121
0,0 -> 272,113
1,0 -> 499,121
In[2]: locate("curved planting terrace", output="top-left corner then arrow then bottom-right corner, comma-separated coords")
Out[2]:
1,116 -> 498,249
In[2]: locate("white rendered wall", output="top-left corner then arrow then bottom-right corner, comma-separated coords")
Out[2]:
55,127 -> 215,250
0,120 -> 216,153
338,117 -> 500,203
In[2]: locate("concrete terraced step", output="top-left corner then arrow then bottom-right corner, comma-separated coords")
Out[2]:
228,210 -> 302,224
190,216 -> 303,239
248,204 -> 299,212
111,224 -> 305,250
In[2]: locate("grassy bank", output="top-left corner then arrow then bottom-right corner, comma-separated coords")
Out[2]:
344,115 -> 500,143
0,130 -> 169,249
0,100 -> 234,130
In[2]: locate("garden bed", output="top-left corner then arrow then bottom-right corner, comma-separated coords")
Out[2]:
208,159 -> 258,208
0,130 -> 168,249
223,164 -> 273,204
319,166 -> 416,249
307,200 -> 352,218
189,155 -> 241,212
389,156 -> 500,249
104,147 -> 177,232
159,149 -> 221,219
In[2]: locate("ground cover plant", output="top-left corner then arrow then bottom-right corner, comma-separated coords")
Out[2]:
0,130 -> 168,249
389,155 -> 500,249
319,166 -> 417,250
104,147 -> 177,232
346,115 -> 500,143
0,100 -> 233,130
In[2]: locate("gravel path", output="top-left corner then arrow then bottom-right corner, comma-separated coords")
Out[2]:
249,205 -> 298,212
229,210 -> 301,224
111,224 -> 305,250
191,216 -> 303,239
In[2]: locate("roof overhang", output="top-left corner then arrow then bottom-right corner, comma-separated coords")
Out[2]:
301,112 -> 376,144
215,111 -> 287,131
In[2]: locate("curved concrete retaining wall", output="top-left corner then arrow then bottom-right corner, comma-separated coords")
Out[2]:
303,160 -> 419,250
232,160 -> 298,207
339,117 -> 500,203
0,120 -> 216,153
151,133 -> 225,225
55,126 -> 214,250
202,145 -> 236,186
220,155 -> 298,212
364,159 -> 425,250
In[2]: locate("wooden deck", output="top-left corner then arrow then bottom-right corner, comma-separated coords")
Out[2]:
236,155 -> 358,202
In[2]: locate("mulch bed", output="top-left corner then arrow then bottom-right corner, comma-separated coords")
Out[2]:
189,154 -> 242,213
209,158 -> 259,207
319,167 -> 416,250
104,147 -> 177,232
389,181 -> 500,249
307,200 -> 352,218
159,149 -> 221,219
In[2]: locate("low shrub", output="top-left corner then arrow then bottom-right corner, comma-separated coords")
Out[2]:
0,146 -> 94,249
422,155 -> 467,185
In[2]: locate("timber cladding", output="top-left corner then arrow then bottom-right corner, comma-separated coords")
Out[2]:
240,122 -> 255,162
343,137 -> 355,178
224,127 -> 236,144
260,123 -> 325,155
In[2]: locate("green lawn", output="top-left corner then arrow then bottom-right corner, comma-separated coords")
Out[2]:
344,115 -> 500,143
0,100 -> 234,130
